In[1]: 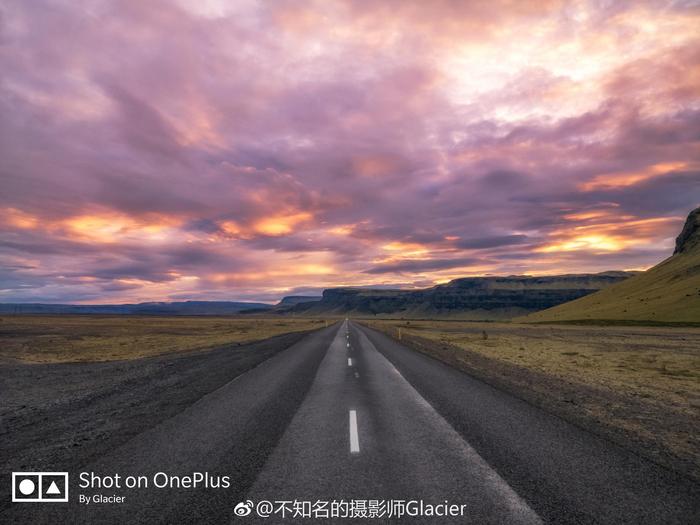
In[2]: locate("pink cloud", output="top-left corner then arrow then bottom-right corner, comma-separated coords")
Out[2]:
0,0 -> 698,302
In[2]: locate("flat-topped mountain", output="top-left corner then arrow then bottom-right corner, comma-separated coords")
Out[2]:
275,296 -> 322,308
288,272 -> 634,319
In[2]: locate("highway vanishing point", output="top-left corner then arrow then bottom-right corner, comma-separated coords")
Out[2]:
4,321 -> 699,524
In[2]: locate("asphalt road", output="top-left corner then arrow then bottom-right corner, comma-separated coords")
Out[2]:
4,321 -> 699,524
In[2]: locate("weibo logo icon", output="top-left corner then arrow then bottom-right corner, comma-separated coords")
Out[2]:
234,500 -> 254,516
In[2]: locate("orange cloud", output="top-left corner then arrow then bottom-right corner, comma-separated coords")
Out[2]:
220,211 -> 314,239
563,211 -> 614,221
328,224 -> 357,236
1,207 -> 184,244
253,212 -> 313,236
580,162 -> 692,191
381,241 -> 429,258
537,234 -> 628,253
211,263 -> 334,283
61,213 -> 182,243
4,208 -> 40,229
4,207 -> 181,243
537,217 -> 676,253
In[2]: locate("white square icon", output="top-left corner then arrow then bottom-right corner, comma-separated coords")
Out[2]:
12,472 -> 68,503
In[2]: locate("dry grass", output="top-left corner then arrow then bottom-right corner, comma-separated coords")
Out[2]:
364,319 -> 700,478
367,319 -> 700,412
0,315 -> 328,363
519,249 -> 700,324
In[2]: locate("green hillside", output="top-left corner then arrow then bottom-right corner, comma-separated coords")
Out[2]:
520,208 -> 700,324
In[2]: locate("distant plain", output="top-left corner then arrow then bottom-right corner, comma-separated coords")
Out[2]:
0,315 -> 325,363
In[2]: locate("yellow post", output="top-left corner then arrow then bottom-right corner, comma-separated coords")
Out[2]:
398,327 -> 402,341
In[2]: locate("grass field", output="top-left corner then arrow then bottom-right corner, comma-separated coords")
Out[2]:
0,315 -> 327,363
366,320 -> 700,407
364,318 -> 700,479
518,248 -> 700,324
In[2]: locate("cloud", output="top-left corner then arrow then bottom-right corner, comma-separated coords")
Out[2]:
364,257 -> 485,275
455,235 -> 530,249
0,0 -> 698,302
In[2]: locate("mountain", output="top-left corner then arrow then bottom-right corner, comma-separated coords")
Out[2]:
519,207 -> 700,324
673,206 -> 700,255
0,301 -> 272,315
275,296 -> 322,308
234,295 -> 324,314
288,272 -> 634,319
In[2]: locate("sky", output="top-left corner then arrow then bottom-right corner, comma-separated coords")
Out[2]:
1,0 -> 699,304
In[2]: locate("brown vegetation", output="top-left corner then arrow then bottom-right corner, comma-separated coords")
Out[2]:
0,315 -> 326,363
364,319 -> 700,480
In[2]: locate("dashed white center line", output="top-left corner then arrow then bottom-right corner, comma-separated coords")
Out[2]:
347,342 -> 350,348
348,358 -> 353,366
349,410 -> 360,453
354,371 -> 359,378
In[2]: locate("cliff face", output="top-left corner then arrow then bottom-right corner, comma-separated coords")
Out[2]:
276,296 -> 322,307
291,272 -> 634,319
674,206 -> 700,255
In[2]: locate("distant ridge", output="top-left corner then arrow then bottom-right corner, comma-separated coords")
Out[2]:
275,296 -> 322,307
286,272 -> 635,319
520,207 -> 700,324
1,273 -> 634,319
0,300 -> 272,315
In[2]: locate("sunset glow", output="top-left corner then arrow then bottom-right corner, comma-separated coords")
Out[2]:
1,1 -> 699,303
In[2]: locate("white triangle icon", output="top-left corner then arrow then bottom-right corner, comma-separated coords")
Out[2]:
46,481 -> 61,495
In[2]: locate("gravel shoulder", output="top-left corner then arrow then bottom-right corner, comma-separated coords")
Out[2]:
0,329 -> 312,510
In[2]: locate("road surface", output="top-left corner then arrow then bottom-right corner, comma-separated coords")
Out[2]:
4,321 -> 699,523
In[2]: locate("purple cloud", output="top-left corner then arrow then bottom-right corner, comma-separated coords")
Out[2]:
1,0 -> 699,302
